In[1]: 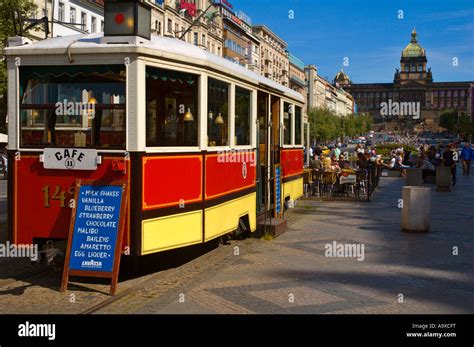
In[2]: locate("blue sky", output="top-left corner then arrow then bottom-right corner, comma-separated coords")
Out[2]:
234,0 -> 474,83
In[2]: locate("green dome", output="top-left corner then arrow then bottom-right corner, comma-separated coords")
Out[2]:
402,28 -> 426,57
334,69 -> 350,83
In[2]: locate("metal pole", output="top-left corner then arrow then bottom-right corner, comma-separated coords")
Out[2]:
178,2 -> 214,41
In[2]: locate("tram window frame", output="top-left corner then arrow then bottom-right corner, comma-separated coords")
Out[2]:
283,101 -> 292,146
294,105 -> 303,146
18,65 -> 126,150
234,86 -> 251,147
145,66 -> 200,148
207,77 -> 230,148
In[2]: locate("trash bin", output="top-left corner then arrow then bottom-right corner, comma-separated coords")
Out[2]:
401,186 -> 431,233
436,166 -> 451,192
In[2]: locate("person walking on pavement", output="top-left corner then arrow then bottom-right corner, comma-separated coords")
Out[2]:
460,142 -> 473,176
443,144 -> 457,186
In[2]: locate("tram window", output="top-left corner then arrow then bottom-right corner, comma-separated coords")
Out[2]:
19,65 -> 126,149
146,66 -> 199,147
283,102 -> 292,145
234,86 -> 251,146
208,78 -> 229,147
295,106 -> 302,145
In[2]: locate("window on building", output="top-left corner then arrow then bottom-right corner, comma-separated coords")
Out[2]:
235,86 -> 251,146
410,64 -> 416,72
208,78 -> 229,146
295,106 -> 302,145
202,34 -> 206,47
145,67 -> 199,147
453,90 -> 458,97
19,65 -> 126,149
417,63 -> 423,71
91,17 -> 97,33
70,7 -> 76,25
81,12 -> 87,32
404,65 -> 409,72
167,19 -> 172,33
101,20 -> 104,32
175,23 -> 179,35
283,102 -> 292,145
193,32 -> 198,45
58,2 -> 64,22
460,90 -> 466,97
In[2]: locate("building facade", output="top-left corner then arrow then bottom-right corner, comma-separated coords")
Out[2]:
339,29 -> 473,131
305,65 -> 353,117
289,53 -> 306,96
158,0 -> 224,56
253,25 -> 289,87
31,0 -> 104,39
213,0 -> 259,68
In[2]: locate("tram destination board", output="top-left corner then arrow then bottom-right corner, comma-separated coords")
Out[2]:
61,179 -> 128,295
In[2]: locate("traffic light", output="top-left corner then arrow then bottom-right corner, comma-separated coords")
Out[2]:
104,0 -> 151,40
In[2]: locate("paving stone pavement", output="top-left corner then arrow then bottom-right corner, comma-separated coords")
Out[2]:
0,172 -> 473,314
98,172 -> 474,314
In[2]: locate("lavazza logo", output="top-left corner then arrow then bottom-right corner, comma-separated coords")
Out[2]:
18,321 -> 56,341
380,99 -> 420,120
81,259 -> 102,269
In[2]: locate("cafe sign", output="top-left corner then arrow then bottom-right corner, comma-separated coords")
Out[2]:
43,148 -> 98,170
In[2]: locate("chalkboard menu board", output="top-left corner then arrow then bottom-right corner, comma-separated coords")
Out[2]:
61,180 -> 128,295
274,164 -> 282,217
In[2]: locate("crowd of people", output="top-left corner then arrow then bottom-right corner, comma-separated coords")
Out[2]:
307,141 -> 473,187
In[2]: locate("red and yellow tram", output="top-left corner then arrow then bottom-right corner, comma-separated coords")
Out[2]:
5,32 -> 304,257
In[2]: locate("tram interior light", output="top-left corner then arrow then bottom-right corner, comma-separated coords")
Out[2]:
184,108 -> 194,122
215,113 -> 224,124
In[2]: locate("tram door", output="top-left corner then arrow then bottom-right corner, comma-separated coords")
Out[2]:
256,91 -> 269,214
256,92 -> 280,215
270,95 -> 281,214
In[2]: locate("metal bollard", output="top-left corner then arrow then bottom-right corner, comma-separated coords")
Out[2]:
436,166 -> 451,192
401,186 -> 431,233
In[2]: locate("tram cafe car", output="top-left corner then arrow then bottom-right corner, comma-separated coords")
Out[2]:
4,31 -> 305,257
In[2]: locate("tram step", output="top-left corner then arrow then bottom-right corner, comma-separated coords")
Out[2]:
256,218 -> 287,239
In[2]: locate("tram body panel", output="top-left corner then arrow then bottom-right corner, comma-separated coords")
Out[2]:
204,151 -> 256,200
11,154 -> 130,247
204,193 -> 256,242
281,148 -> 304,201
141,210 -> 203,255
142,154 -> 202,210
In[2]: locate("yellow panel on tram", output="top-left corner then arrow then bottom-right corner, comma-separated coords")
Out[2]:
204,193 -> 257,242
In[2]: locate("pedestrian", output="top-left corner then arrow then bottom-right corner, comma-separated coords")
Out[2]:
442,144 -> 457,186
460,142 -> 473,176
333,144 -> 341,159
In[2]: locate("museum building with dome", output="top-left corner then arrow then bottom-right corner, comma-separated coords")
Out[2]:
334,29 -> 473,131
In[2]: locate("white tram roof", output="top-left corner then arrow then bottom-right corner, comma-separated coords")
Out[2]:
6,33 -> 304,103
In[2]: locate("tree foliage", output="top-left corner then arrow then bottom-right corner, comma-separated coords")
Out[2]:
308,107 -> 373,144
439,109 -> 474,140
